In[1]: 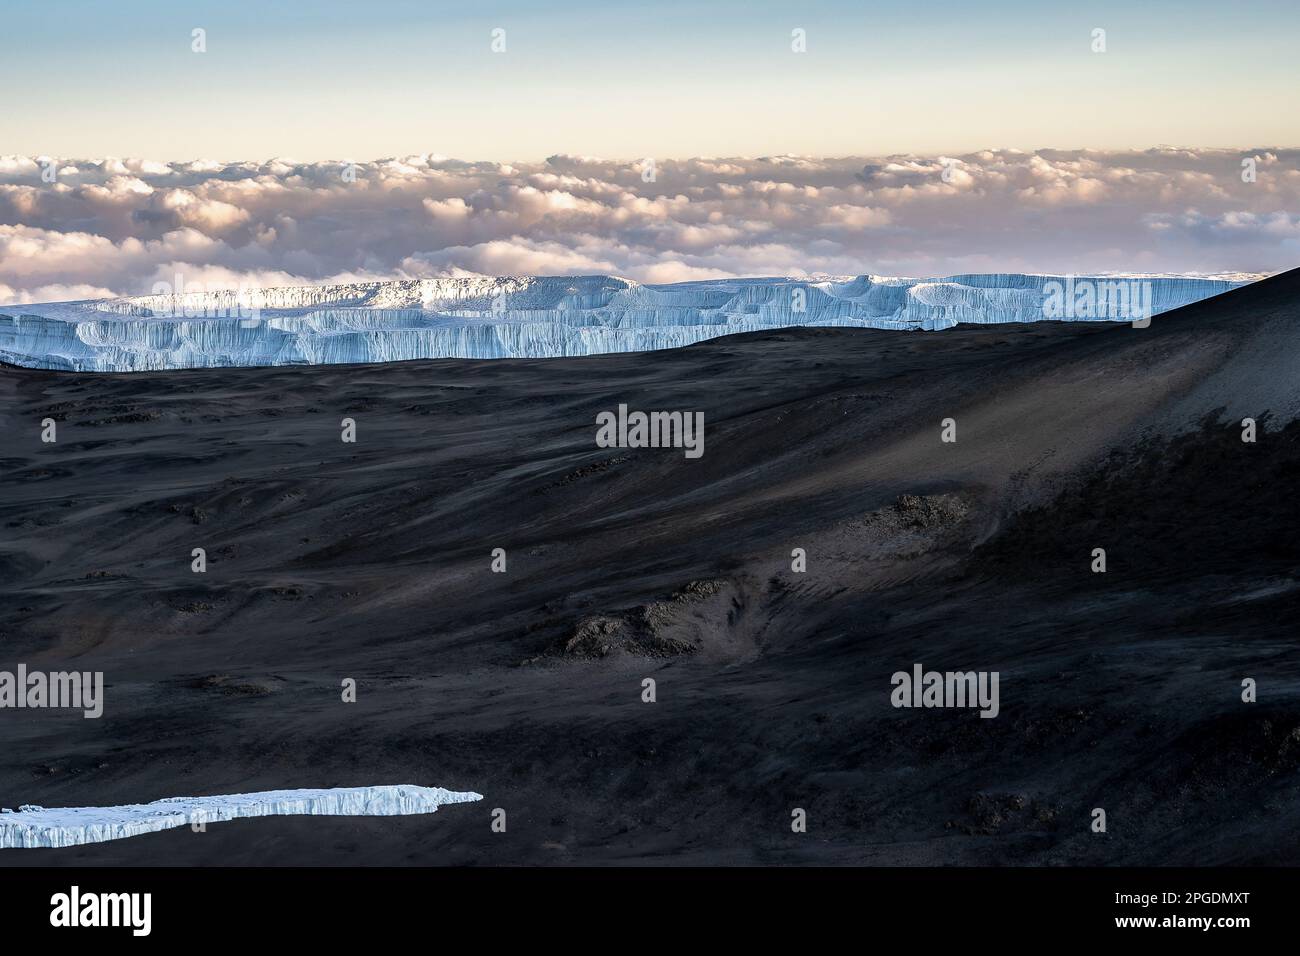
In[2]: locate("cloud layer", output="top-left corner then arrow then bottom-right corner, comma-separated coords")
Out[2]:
1,149 -> 1295,304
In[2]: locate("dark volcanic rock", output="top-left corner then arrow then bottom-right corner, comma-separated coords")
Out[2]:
0,270 -> 1298,865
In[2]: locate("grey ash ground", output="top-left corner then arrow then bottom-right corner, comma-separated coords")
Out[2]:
2,271 -> 1299,865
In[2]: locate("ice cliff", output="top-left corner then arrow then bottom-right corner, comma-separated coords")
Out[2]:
0,273 -> 1251,372
0,784 -> 482,848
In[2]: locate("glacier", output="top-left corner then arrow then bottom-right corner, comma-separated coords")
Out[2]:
0,784 -> 482,849
0,273 -> 1253,373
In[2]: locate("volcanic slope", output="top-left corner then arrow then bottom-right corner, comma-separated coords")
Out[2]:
0,269 -> 1297,864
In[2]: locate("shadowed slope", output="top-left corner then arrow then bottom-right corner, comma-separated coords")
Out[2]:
0,268 -> 1297,864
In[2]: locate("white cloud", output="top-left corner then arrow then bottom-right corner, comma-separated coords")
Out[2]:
0,148 -> 1293,302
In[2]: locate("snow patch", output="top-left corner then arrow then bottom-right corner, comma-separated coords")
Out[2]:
0,785 -> 483,849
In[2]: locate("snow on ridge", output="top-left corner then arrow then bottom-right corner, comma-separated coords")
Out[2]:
0,272 -> 1256,372
0,785 -> 483,849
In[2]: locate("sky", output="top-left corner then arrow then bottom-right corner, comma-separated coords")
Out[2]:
2,0 -> 1299,160
0,2 -> 1297,299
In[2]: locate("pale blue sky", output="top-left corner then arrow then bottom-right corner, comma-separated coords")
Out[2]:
2,0 -> 1298,160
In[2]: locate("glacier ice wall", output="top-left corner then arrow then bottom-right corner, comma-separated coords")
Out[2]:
0,784 -> 482,849
0,273 -> 1250,372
